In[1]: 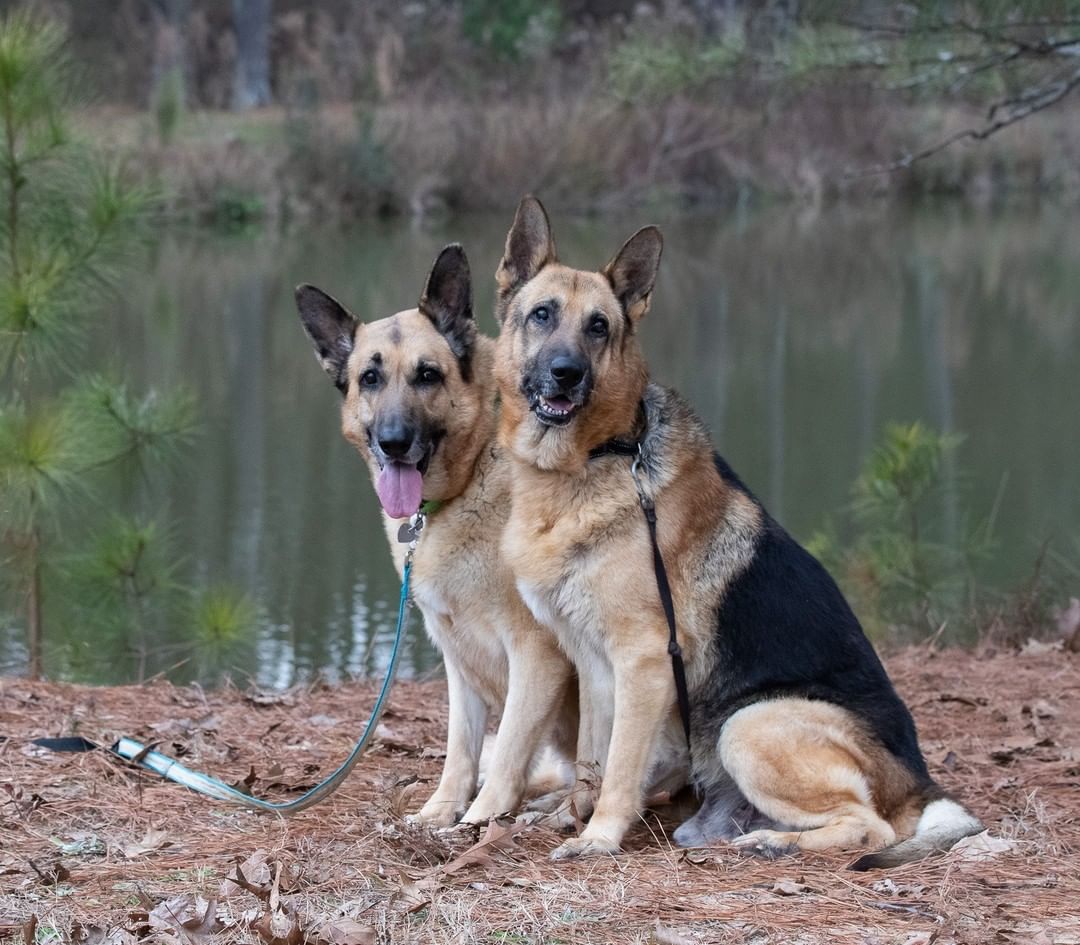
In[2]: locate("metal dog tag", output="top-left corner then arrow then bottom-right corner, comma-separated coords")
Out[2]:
397,521 -> 418,544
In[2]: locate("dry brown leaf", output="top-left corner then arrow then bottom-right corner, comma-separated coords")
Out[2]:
148,895 -> 222,940
951,830 -> 1016,861
253,905 -> 304,945
651,918 -> 696,945
390,874 -> 429,914
771,879 -> 809,896
316,918 -> 376,945
436,818 -> 524,876
120,828 -> 173,858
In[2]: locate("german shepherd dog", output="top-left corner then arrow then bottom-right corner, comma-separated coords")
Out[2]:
493,197 -> 982,866
295,244 -> 576,827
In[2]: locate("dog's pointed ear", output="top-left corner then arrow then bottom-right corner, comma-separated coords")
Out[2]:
419,243 -> 476,381
495,195 -> 557,321
602,226 -> 663,323
295,284 -> 358,393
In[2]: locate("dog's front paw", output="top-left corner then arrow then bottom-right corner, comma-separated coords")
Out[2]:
730,829 -> 798,859
550,834 -> 620,861
436,820 -> 482,842
408,799 -> 465,828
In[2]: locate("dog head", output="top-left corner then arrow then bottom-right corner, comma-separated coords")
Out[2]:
296,244 -> 493,518
493,196 -> 662,470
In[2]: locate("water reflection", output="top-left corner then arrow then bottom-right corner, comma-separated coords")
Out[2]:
5,202 -> 1078,685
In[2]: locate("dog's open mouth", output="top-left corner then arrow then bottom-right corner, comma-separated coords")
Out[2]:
374,448 -> 435,519
535,395 -> 578,427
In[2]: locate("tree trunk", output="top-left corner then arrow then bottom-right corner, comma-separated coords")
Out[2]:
232,0 -> 273,110
27,526 -> 42,680
150,0 -> 190,107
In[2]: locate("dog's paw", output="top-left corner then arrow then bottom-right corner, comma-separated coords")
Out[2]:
550,834 -> 620,861
408,801 -> 465,828
730,829 -> 798,859
436,820 -> 481,841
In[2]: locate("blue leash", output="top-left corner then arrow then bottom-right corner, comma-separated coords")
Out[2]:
113,554 -> 416,814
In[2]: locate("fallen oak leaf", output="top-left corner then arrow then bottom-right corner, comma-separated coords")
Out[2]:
951,830 -> 1016,861
253,903 -> 305,945
148,894 -> 222,940
436,818 -> 525,876
390,874 -> 429,914
316,918 -> 376,945
27,858 -> 69,886
121,829 -> 173,859
229,766 -> 258,796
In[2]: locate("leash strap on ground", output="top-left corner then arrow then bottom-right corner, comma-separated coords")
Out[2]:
110,558 -> 414,814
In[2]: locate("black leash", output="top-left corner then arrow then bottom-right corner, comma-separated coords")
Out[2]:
588,419 -> 693,750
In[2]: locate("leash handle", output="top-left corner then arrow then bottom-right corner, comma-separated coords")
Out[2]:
630,456 -> 692,749
113,557 -> 414,813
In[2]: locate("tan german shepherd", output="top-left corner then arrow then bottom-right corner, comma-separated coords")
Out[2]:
492,197 -> 982,867
295,244 -> 576,826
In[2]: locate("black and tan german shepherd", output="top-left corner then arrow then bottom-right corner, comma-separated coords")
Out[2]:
492,197 -> 982,866
295,245 -> 576,827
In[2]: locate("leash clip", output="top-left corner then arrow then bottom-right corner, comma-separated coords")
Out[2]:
629,445 -> 654,515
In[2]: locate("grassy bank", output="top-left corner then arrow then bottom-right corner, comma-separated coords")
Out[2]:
3,645 -> 1079,943
95,93 -> 1080,226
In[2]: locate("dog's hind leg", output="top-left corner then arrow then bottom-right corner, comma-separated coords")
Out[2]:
718,699 -> 897,857
462,633 -> 574,824
672,774 -> 759,847
411,659 -> 488,826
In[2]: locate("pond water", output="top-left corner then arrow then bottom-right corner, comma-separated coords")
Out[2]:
5,201 -> 1079,686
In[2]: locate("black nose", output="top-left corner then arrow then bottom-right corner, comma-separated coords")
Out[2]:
376,421 -> 415,460
549,355 -> 586,390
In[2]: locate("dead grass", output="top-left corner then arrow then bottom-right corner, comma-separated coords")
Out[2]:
86,92 -> 1080,226
2,646 -> 1079,944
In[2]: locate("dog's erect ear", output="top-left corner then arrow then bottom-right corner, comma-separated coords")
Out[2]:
295,284 -> 358,393
495,195 -> 557,320
419,243 -> 476,381
602,226 -> 663,323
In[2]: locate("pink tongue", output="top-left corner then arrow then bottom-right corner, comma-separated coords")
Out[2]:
375,463 -> 424,519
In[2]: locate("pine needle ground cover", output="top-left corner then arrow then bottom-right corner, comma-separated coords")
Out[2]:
2,647 -> 1078,944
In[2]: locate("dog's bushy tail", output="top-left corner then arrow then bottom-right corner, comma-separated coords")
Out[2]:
849,796 -> 983,871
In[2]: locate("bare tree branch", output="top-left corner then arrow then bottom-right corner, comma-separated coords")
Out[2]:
848,64 -> 1080,178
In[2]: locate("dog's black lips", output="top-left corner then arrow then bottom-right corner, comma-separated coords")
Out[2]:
525,383 -> 584,429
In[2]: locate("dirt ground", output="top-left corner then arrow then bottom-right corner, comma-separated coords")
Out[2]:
2,645 -> 1079,944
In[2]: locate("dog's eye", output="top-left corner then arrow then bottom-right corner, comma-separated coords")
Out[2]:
530,305 -> 551,325
359,368 -> 380,387
587,314 -> 609,339
416,366 -> 443,385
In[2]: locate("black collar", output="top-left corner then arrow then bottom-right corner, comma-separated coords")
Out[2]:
587,401 -> 646,461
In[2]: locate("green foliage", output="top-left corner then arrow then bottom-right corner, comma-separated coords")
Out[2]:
0,400 -> 82,533
811,422 -> 997,640
607,32 -> 745,101
0,12 -> 251,680
70,375 -> 197,471
191,586 -> 258,649
461,0 -> 561,62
